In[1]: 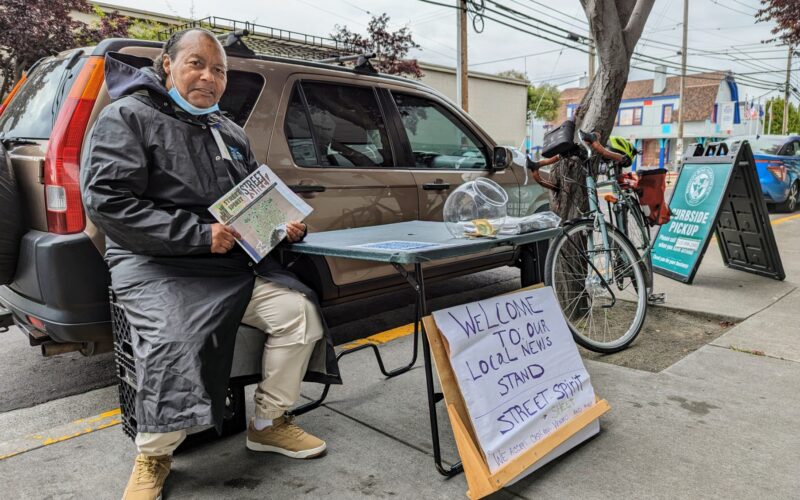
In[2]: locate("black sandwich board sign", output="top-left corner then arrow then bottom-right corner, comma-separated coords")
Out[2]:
652,140 -> 785,284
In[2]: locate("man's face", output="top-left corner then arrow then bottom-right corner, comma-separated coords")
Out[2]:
164,32 -> 227,108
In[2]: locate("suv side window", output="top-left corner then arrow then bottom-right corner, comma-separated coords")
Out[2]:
219,70 -> 264,127
391,92 -> 488,169
286,81 -> 393,168
284,86 -> 318,166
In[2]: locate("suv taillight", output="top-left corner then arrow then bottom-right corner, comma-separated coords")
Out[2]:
766,161 -> 787,183
44,56 -> 104,234
0,73 -> 27,116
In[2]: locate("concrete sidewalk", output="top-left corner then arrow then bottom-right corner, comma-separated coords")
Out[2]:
1,216 -> 799,499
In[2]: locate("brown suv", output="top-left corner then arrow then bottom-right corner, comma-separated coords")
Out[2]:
0,36 -> 548,357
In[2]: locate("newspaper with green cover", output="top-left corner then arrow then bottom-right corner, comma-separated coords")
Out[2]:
208,164 -> 312,262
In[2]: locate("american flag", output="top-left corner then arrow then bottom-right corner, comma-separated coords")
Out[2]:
749,102 -> 759,120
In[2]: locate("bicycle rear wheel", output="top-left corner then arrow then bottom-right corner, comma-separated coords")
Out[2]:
544,220 -> 647,353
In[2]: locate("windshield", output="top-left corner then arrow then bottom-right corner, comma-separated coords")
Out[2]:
0,53 -> 86,139
750,136 -> 786,155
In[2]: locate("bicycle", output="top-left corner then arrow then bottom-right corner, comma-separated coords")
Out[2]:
588,136 -> 666,306
527,130 -> 650,353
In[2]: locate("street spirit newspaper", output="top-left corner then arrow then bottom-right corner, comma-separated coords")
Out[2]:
209,165 -> 312,262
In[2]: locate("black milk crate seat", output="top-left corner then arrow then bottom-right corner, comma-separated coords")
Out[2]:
109,288 -> 264,441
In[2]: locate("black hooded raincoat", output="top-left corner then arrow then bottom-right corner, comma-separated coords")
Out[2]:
81,53 -> 341,434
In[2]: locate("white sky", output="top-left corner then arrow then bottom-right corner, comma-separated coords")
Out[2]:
106,0 -> 796,102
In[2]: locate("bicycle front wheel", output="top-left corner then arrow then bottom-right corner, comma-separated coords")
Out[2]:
544,220 -> 647,353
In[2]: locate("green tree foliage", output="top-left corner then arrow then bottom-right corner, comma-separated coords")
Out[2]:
527,84 -> 560,122
81,5 -> 163,43
763,97 -> 800,134
128,19 -> 165,42
496,69 -> 529,82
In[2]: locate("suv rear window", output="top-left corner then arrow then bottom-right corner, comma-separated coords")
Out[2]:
219,70 -> 264,127
751,136 -> 786,155
0,53 -> 86,139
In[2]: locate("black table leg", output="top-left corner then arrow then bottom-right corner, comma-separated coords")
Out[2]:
288,277 -> 421,417
415,263 -> 463,477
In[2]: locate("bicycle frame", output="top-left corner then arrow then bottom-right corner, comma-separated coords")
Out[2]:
580,153 -> 620,305
579,149 -> 650,300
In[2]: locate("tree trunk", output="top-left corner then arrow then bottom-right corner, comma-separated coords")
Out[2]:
548,0 -> 655,220
547,0 -> 654,310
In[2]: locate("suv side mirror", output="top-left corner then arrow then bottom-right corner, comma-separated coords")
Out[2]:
492,146 -> 514,170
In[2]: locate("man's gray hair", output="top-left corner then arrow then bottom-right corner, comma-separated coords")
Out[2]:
153,28 -> 227,83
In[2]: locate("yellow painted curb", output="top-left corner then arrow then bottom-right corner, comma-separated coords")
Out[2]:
771,213 -> 800,226
338,322 -> 418,350
0,408 -> 121,461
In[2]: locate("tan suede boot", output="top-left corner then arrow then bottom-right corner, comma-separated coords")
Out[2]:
122,454 -> 172,500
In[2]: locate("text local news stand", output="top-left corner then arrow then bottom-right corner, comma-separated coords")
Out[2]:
279,220 -> 560,476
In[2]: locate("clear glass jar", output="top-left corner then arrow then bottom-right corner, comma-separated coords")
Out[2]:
443,178 -> 509,238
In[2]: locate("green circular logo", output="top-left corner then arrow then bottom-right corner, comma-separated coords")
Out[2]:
685,166 -> 715,207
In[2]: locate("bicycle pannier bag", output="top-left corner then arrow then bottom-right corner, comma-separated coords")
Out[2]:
541,119 -> 575,158
637,168 -> 671,225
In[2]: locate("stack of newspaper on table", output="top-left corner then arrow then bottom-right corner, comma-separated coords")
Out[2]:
498,211 -> 561,235
209,164 -> 312,262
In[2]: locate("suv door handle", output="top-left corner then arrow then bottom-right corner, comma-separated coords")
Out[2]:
422,182 -> 451,191
289,185 -> 326,193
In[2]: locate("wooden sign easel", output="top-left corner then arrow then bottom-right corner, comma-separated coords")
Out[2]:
422,312 -> 610,500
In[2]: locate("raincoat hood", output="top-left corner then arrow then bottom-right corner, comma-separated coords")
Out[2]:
104,52 -> 169,100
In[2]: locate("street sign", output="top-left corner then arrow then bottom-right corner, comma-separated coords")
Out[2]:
652,140 -> 785,283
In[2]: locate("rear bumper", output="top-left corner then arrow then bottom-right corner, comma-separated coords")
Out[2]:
0,230 -> 111,343
758,178 -> 788,203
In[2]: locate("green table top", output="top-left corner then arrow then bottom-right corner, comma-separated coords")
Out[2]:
283,221 -> 560,264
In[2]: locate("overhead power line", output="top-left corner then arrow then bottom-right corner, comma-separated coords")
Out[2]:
709,0 -> 756,16
416,0 -> 788,93
470,47 -> 563,66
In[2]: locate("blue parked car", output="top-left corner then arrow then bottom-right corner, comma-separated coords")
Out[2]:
727,135 -> 800,212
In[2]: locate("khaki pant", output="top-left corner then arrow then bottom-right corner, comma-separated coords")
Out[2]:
136,277 -> 324,456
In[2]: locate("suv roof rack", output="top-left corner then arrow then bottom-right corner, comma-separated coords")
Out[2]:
159,16 -> 364,62
318,53 -> 378,74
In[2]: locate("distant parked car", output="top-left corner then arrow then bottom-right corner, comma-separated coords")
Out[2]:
727,135 -> 800,212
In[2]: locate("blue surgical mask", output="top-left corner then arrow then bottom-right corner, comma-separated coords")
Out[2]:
167,73 -> 220,116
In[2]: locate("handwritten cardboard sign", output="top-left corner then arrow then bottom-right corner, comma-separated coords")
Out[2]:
432,286 -> 597,473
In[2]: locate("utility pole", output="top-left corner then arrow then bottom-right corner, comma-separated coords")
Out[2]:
456,0 -> 469,112
782,44 -> 792,135
676,0 -> 688,164
768,100 -> 773,134
588,42 -> 595,81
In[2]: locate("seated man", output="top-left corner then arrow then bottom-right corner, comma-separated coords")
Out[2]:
80,28 -> 340,500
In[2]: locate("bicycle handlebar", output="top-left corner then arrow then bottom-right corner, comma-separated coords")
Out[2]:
578,129 -> 627,164
526,155 -> 560,171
